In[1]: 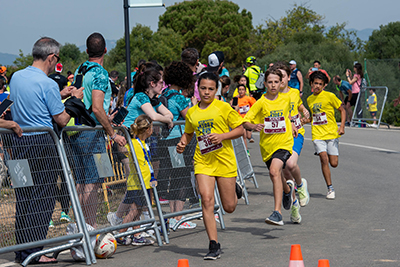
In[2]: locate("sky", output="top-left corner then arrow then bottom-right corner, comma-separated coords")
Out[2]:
1,0 -> 399,56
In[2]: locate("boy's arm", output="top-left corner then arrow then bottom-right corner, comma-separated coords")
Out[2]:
298,104 -> 310,119
291,121 -> 298,138
243,121 -> 264,132
337,104 -> 346,135
176,132 -> 194,154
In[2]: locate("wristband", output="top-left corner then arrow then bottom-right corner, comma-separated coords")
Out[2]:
290,119 -> 295,123
110,133 -> 117,140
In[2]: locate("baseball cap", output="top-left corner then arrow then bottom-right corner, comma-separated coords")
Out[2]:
55,63 -> 63,73
289,60 -> 296,65
0,66 -> 6,74
207,51 -> 224,72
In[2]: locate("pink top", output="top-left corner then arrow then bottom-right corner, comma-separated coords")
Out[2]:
193,72 -> 200,101
352,74 -> 361,94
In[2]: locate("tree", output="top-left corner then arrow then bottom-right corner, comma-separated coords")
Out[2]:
158,0 -> 253,67
365,21 -> 400,59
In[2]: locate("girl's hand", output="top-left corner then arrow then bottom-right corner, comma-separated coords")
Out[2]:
208,133 -> 224,144
176,141 -> 186,154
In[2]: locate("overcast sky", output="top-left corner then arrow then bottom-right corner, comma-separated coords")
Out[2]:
2,0 -> 398,55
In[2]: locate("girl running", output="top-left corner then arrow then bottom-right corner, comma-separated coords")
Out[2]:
176,72 -> 244,260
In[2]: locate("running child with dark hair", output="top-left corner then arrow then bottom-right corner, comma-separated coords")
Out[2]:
302,71 -> 346,200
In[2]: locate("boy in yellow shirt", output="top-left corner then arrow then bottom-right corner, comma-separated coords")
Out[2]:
243,68 -> 297,226
367,88 -> 378,127
274,62 -> 310,224
302,71 -> 346,200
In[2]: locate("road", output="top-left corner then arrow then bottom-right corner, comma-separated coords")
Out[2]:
1,125 -> 400,266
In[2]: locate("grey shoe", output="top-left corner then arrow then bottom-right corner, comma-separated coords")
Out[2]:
265,210 -> 284,226
204,240 -> 221,260
282,180 -> 294,210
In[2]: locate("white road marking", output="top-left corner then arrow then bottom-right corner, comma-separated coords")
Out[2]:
304,138 -> 399,153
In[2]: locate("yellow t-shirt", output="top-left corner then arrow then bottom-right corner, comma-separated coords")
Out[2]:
283,87 -> 305,136
307,91 -> 342,141
243,93 -> 293,162
368,93 -> 378,112
125,138 -> 152,190
185,99 -> 243,177
232,87 -> 251,97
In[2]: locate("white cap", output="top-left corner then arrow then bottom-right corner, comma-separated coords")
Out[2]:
289,60 -> 296,65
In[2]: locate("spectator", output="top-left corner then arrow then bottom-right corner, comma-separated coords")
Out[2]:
71,32 -> 126,228
158,61 -> 197,229
306,60 -> 331,83
0,79 -> 10,102
181,48 -> 200,103
288,60 -> 304,94
0,66 -> 7,84
232,75 -> 250,97
333,75 -> 353,126
10,36 -> 81,264
243,56 -> 262,100
109,70 -> 119,97
220,64 -> 229,77
219,75 -> 231,102
345,62 -> 364,122
49,63 -> 68,91
125,59 -> 146,107
67,74 -> 74,86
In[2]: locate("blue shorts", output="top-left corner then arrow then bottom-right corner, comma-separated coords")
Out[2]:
292,133 -> 304,155
123,189 -> 151,206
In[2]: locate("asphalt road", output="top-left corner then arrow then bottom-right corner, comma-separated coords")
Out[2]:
1,125 -> 400,267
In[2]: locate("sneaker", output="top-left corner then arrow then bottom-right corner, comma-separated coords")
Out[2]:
107,212 -> 123,226
60,211 -> 71,223
282,180 -> 294,210
297,178 -> 310,207
371,124 -> 378,128
204,240 -> 221,260
169,218 -> 177,229
345,121 -> 350,127
131,236 -> 154,246
116,236 -> 132,245
235,182 -> 243,199
159,197 -> 169,204
49,220 -> 54,228
265,211 -> 284,226
326,189 -> 335,200
249,138 -> 255,143
247,150 -> 251,157
290,201 -> 302,224
178,220 -> 197,229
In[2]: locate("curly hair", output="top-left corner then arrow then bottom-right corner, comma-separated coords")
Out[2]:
309,71 -> 329,85
163,61 -> 194,89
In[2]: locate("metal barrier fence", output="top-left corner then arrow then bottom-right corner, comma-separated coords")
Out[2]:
351,86 -> 389,129
61,126 -> 163,251
0,127 -> 92,266
148,121 -> 226,243
232,137 -> 259,205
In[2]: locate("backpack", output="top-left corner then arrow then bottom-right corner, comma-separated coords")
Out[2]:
252,67 -> 265,90
360,77 -> 367,90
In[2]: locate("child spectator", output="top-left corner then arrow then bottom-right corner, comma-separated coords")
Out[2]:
107,114 -> 156,246
367,88 -> 378,127
232,75 -> 250,97
302,71 -> 346,200
243,68 -> 298,226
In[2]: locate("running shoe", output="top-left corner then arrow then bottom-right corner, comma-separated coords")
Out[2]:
116,236 -> 132,246
159,197 -> 169,204
107,212 -> 123,226
297,178 -> 310,207
345,121 -> 350,127
49,220 -> 54,228
290,201 -> 302,224
265,210 -> 284,226
236,182 -> 243,199
247,150 -> 251,157
178,220 -> 197,229
169,218 -> 177,229
204,240 -> 221,260
60,211 -> 71,223
326,189 -> 335,200
131,236 -> 154,246
249,138 -> 255,143
282,180 -> 294,210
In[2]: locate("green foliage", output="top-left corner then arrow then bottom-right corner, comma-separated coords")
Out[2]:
13,50 -> 33,70
158,0 -> 253,67
365,22 -> 400,59
382,103 -> 400,126
106,24 -> 184,71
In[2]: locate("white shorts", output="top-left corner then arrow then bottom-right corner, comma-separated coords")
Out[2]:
313,139 -> 339,156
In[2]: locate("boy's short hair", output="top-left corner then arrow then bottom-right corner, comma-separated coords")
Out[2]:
333,75 -> 341,82
273,61 -> 291,76
265,68 -> 283,82
309,71 -> 329,85
370,88 -> 376,92
237,84 -> 246,90
313,60 -> 321,65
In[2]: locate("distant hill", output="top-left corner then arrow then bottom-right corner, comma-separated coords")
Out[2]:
0,52 -> 18,66
349,28 -> 375,41
79,39 -> 117,52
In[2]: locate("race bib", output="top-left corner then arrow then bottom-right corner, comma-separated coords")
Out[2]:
197,135 -> 223,155
292,114 -> 303,130
264,116 -> 286,134
312,112 -> 328,125
239,105 -> 250,115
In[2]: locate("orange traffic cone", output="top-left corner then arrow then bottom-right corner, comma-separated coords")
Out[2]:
177,259 -> 189,267
318,259 -> 330,267
289,244 -> 305,267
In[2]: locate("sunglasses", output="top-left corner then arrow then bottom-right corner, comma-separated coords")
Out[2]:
48,53 -> 60,62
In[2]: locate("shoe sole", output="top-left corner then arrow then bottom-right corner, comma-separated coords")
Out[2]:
60,218 -> 70,223
264,218 -> 284,226
204,255 -> 221,260
131,242 -> 154,246
290,216 -> 302,224
299,178 -> 310,207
